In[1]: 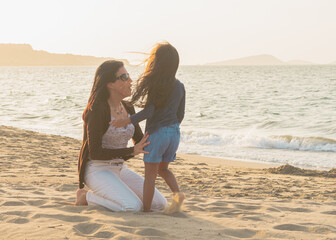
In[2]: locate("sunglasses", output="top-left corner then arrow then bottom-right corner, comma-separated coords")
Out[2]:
115,73 -> 130,81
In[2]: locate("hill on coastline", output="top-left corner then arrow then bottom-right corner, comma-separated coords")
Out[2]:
0,44 -> 129,66
205,54 -> 318,66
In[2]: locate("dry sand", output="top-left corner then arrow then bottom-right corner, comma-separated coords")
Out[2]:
0,125 -> 335,239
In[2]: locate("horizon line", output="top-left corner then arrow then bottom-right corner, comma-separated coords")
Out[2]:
0,43 -> 335,66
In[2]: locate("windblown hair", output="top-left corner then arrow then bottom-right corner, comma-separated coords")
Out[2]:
131,42 -> 179,109
82,60 -> 124,122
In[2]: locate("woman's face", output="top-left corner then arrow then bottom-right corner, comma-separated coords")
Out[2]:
107,66 -> 133,98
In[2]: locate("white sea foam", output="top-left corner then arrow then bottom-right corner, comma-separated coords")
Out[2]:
179,130 -> 336,170
181,130 -> 336,152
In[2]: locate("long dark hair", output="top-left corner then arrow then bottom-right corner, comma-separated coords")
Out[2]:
131,42 -> 179,109
82,60 -> 124,122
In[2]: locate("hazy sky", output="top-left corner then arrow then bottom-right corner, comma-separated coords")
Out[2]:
1,0 -> 335,65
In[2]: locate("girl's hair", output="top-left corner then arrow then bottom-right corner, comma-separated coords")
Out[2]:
131,42 -> 179,109
82,60 -> 124,122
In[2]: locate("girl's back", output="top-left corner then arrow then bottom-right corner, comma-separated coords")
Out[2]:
130,79 -> 185,135
145,79 -> 185,134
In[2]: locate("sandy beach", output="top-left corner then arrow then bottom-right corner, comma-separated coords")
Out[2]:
0,125 -> 335,240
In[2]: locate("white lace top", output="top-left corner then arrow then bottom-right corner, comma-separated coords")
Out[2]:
92,114 -> 135,163
102,115 -> 135,149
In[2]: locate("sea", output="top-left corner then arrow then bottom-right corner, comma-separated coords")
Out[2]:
1,65 -> 335,170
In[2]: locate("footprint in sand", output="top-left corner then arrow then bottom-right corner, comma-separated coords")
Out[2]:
213,209 -> 245,218
51,197 -> 68,201
266,207 -> 281,212
2,201 -> 25,206
39,204 -> 60,208
93,231 -> 115,238
310,226 -> 333,234
213,213 -> 226,218
221,228 -> 257,238
24,199 -> 46,206
234,204 -> 261,210
300,223 -> 335,235
56,184 -> 77,192
321,210 -> 336,215
7,217 -> 29,224
112,220 -> 143,227
135,228 -> 169,237
3,211 -> 31,217
57,205 -> 87,214
185,197 -> 202,202
73,223 -> 103,235
207,206 -> 231,212
210,200 -> 228,206
114,226 -> 138,234
114,225 -> 170,238
277,207 -> 313,213
273,224 -> 309,232
325,202 -> 336,206
164,212 -> 188,218
222,209 -> 243,217
242,216 -> 264,221
32,213 -> 90,222
185,205 -> 203,211
32,190 -> 45,195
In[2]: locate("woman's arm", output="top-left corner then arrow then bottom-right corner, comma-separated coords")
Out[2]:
123,132 -> 150,160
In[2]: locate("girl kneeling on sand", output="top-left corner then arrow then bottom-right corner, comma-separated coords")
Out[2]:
111,42 -> 186,213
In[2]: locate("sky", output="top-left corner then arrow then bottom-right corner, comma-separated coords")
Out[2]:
0,0 -> 335,65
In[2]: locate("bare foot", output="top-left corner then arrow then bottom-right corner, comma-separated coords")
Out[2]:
163,192 -> 185,214
75,188 -> 88,206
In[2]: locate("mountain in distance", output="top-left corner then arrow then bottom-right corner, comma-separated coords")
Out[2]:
205,54 -> 318,66
0,44 -> 129,66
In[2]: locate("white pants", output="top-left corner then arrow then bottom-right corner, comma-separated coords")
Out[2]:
84,161 -> 167,211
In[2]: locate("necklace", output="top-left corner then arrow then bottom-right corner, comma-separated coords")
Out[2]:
111,102 -> 123,115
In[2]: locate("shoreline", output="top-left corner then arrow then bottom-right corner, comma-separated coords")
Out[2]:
1,124 -> 277,169
0,124 -> 318,171
1,125 -> 336,239
1,124 -> 334,174
178,153 -> 275,169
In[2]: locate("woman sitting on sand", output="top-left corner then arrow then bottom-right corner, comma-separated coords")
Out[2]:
75,60 -> 167,211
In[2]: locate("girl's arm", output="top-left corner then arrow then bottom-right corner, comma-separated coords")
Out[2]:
130,103 -> 155,125
177,86 -> 186,123
111,103 -> 155,128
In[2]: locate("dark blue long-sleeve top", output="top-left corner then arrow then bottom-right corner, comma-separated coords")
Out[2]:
130,79 -> 185,134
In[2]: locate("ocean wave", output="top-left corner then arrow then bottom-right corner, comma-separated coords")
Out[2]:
260,135 -> 336,152
181,130 -> 336,152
